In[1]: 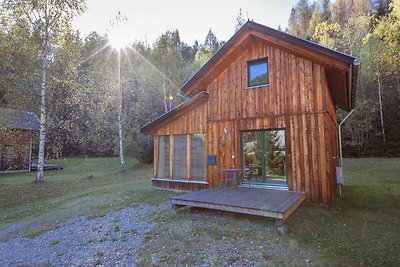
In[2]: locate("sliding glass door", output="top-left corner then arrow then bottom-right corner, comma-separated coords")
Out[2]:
241,129 -> 287,188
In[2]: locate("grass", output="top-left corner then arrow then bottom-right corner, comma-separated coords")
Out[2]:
287,158 -> 400,266
0,157 -> 175,237
1,157 -> 399,266
137,158 -> 400,266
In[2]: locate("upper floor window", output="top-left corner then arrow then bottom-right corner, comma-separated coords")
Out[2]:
248,59 -> 269,87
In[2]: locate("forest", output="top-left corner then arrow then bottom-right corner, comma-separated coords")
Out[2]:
1,0 -> 399,165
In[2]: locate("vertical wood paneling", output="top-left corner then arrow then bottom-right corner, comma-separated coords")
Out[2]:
235,56 -> 242,117
269,47 -> 276,115
292,55 -> 299,114
310,114 -> 318,202
318,112 -> 328,202
242,48 -> 249,118
298,57 -> 305,113
149,38 -> 340,205
221,68 -> 226,119
305,60 -> 313,111
302,114 -> 311,200
281,50 -> 288,115
276,48 -> 282,115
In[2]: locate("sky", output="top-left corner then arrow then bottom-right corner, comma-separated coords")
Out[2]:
73,0 -> 299,46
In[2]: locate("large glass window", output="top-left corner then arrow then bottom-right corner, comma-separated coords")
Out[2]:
248,59 -> 269,87
157,136 -> 170,178
191,134 -> 206,181
173,135 -> 187,179
241,129 -> 287,187
157,134 -> 206,181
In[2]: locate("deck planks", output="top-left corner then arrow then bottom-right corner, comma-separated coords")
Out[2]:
171,187 -> 306,221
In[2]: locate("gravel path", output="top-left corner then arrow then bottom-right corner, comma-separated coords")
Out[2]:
0,203 -> 168,266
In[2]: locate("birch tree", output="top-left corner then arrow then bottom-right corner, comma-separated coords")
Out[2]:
3,0 -> 86,182
116,51 -> 125,171
362,32 -> 389,146
108,13 -> 129,172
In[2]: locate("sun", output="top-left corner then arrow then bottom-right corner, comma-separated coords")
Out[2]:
108,23 -> 131,50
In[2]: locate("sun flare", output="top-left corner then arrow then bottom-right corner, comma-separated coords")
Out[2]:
108,23 -> 131,50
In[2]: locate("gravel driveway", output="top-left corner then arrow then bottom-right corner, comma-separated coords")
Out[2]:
0,203 -> 167,266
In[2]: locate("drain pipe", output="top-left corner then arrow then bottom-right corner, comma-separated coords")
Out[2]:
337,109 -> 355,196
339,109 -> 355,168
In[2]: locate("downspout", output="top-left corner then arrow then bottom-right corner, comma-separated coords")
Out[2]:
337,59 -> 359,195
338,109 -> 355,169
338,59 -> 359,174
337,109 -> 355,196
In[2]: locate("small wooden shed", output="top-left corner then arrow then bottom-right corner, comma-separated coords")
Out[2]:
140,21 -> 359,206
0,108 -> 40,172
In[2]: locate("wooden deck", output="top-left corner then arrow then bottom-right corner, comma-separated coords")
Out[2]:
171,187 -> 306,221
31,163 -> 63,171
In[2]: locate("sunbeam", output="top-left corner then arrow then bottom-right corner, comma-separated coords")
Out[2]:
125,46 -> 178,89
80,42 -> 112,65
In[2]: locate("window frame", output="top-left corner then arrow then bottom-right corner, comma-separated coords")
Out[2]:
173,135 -> 188,179
157,136 -> 170,178
190,134 -> 206,181
247,58 -> 269,88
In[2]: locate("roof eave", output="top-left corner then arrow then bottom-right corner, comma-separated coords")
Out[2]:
179,23 -> 252,97
140,91 -> 209,134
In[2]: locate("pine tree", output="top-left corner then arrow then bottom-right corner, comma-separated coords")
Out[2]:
235,8 -> 246,32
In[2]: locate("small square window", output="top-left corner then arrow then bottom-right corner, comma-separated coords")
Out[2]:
248,59 -> 269,87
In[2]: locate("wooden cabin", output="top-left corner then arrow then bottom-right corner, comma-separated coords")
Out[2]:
141,21 -> 359,206
0,108 -> 40,173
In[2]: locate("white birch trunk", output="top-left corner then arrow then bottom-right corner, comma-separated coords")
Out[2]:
163,77 -> 168,113
377,75 -> 386,144
118,97 -> 125,172
36,52 -> 47,182
117,52 -> 125,172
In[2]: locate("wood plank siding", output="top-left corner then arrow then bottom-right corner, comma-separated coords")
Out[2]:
141,21 -> 360,206
146,39 -> 340,205
0,128 -> 32,172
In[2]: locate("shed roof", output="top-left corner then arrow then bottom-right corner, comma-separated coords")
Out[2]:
180,21 -> 359,111
0,108 -> 40,130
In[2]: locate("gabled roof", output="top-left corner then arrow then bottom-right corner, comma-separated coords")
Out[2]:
0,108 -> 40,130
140,21 -> 360,134
180,21 -> 359,111
140,91 -> 209,134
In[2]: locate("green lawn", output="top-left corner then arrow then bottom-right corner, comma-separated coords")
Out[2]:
0,157 -> 175,237
0,157 -> 399,266
288,158 -> 400,266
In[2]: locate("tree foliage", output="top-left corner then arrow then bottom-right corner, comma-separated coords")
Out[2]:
235,8 -> 246,32
1,0 -> 86,181
0,7 -> 222,162
1,0 -> 399,164
288,0 -> 400,156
